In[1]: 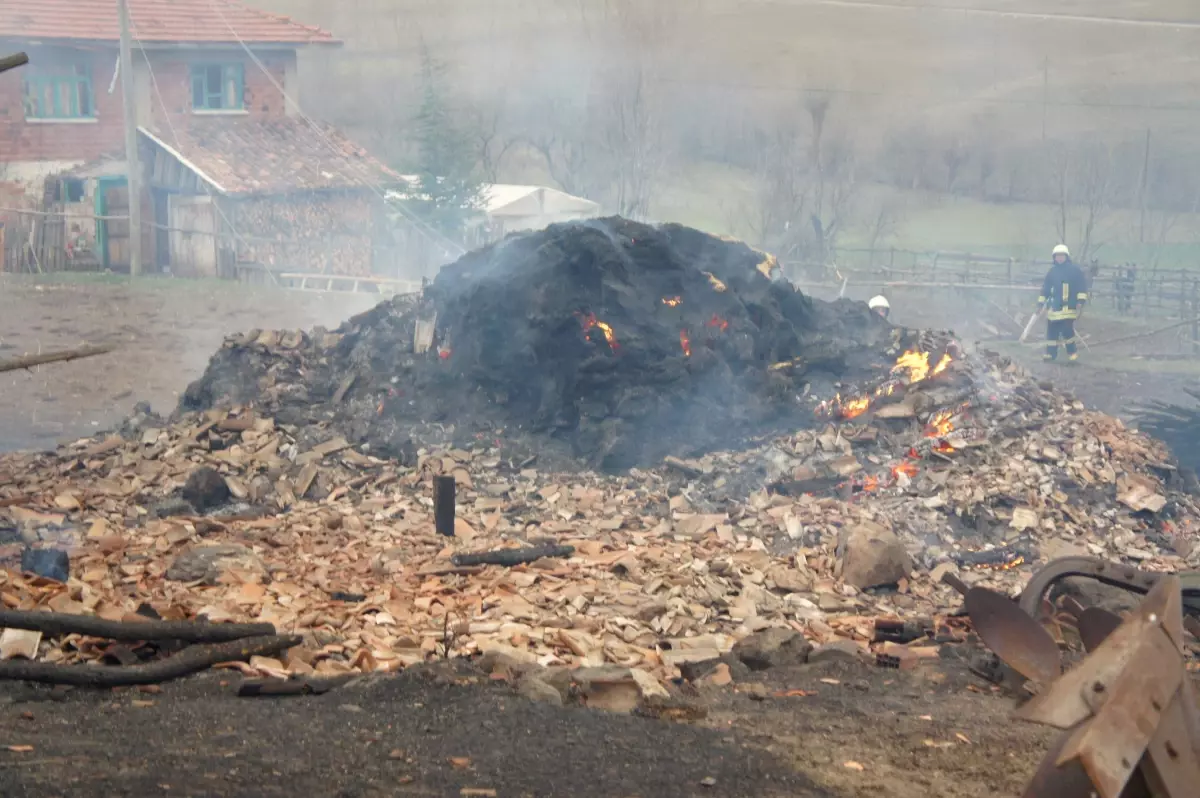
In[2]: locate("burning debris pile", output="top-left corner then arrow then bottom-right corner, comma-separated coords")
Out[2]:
1,219 -> 1199,701
181,218 -> 897,471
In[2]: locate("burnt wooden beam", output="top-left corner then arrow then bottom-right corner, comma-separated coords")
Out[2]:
0,52 -> 28,75
0,635 -> 301,687
0,609 -> 276,643
0,345 -> 113,374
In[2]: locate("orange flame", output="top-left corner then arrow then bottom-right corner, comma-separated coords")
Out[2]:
892,350 -> 931,382
841,396 -> 870,419
927,408 -> 955,437
703,272 -> 727,292
705,314 -> 730,332
662,296 -> 682,307
679,329 -> 692,357
891,350 -> 953,384
860,476 -> 880,492
892,461 -> 919,478
577,312 -> 619,352
934,441 -> 956,453
816,392 -> 872,419
973,555 -> 1026,572
438,349 -> 452,360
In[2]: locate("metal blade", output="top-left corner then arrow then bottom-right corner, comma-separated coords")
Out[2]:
966,587 -> 1062,685
1022,728 -> 1098,798
1078,607 -> 1123,653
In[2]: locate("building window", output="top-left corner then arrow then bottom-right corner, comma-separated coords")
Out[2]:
191,64 -> 244,111
24,65 -> 95,120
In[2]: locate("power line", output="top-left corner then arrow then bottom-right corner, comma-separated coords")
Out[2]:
763,0 -> 1200,30
644,74 -> 1200,114
205,0 -> 465,259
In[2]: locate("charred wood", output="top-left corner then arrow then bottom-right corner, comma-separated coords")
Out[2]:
0,635 -> 301,687
0,345 -> 113,373
451,544 -> 574,567
0,609 -> 276,643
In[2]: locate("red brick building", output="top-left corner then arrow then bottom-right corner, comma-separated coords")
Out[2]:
0,0 -> 404,277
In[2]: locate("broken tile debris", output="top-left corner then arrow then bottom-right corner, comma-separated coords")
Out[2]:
0,345 -> 1196,694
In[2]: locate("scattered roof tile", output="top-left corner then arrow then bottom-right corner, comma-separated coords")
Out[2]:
0,0 -> 336,45
139,117 -> 400,195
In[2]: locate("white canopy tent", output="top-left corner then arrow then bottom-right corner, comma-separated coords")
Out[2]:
481,184 -> 600,234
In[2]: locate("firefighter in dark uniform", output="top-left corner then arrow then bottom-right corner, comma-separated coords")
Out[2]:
1038,244 -> 1088,362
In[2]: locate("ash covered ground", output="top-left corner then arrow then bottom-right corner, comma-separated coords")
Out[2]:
181,218 -> 902,471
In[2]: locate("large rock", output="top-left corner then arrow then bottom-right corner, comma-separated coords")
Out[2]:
732,627 -> 812,671
181,467 -> 231,512
516,673 -> 565,707
20,547 -> 69,582
808,639 -> 866,665
166,544 -> 263,585
838,523 -> 913,589
572,666 -> 670,713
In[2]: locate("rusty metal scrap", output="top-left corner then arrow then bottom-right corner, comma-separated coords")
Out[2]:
965,587 -> 1062,687
1017,555 -> 1200,618
971,574 -> 1200,798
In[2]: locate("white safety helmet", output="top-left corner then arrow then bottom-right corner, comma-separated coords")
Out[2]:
1052,244 -> 1070,258
868,295 -> 890,311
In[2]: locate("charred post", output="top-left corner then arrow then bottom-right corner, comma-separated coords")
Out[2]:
434,475 -> 456,536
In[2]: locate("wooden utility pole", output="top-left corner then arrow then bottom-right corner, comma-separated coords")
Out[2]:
1040,56 -> 1048,142
1138,128 -> 1152,244
117,0 -> 143,276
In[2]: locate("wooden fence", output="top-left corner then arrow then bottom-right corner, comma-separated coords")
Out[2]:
787,249 -> 1200,324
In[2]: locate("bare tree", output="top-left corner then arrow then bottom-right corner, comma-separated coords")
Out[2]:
1144,183 -> 1200,267
528,129 -> 602,199
592,0 -> 673,218
812,136 -> 859,261
1049,142 -> 1072,246
515,94 -> 611,200
599,63 -> 668,219
471,97 -> 518,184
1074,139 -> 1116,262
741,117 -> 811,259
863,194 -> 907,259
941,138 -> 967,193
1046,139 -> 1117,262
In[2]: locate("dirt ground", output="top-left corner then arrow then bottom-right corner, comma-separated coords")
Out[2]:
0,276 -> 374,452
0,656 -> 1055,798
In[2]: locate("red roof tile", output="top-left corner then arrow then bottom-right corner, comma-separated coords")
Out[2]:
0,0 -> 336,45
140,117 -> 400,195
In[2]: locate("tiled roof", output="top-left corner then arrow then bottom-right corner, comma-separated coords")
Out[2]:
139,117 -> 400,195
0,0 -> 336,45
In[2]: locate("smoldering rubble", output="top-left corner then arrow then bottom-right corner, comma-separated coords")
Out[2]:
179,217 -> 895,472
0,219 -> 1197,708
